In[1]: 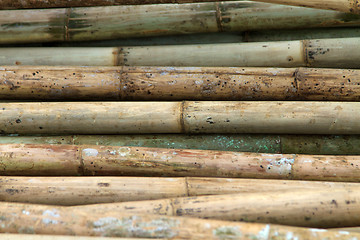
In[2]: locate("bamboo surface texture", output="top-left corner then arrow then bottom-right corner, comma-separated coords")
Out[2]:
1,134 -> 360,155
0,234 -> 145,240
2,38 -> 360,68
2,177 -> 359,206
2,66 -> 360,101
252,0 -> 360,14
72,187 -> 360,228
1,1 -> 360,44
0,102 -> 360,135
0,203 -> 358,239
2,144 -> 360,181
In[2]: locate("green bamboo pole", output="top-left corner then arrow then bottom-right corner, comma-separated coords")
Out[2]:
2,37 -> 359,68
0,101 -> 360,135
252,0 -> 360,14
2,143 -> 360,181
0,204 -> 357,240
1,134 -> 360,155
1,1 -> 360,44
2,66 -> 360,101
2,177 -> 358,205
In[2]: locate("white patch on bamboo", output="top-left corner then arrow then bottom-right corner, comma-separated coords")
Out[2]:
82,148 -> 99,157
42,209 -> 60,225
265,157 -> 295,176
257,224 -> 270,239
118,147 -> 131,157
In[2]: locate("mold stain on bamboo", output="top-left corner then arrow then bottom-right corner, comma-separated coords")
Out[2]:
83,148 -> 99,157
213,226 -> 242,239
91,216 -> 179,238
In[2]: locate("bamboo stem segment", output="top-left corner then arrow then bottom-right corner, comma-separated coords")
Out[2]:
2,38 -> 360,68
1,134 -> 360,155
0,202 -> 358,239
252,0 -> 360,14
1,144 -> 360,181
2,66 -> 360,101
0,234 -> 144,240
0,101 -> 360,135
2,177 -> 359,205
73,187 -> 360,228
1,2 -> 360,44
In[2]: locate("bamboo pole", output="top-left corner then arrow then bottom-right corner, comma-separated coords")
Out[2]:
2,177 -> 359,205
0,234 -> 145,240
252,0 -> 360,14
1,134 -> 360,155
2,144 -> 360,181
2,66 -> 360,101
0,202 -> 358,239
0,101 -> 360,135
2,38 -> 360,68
1,2 -> 360,44
74,187 -> 360,228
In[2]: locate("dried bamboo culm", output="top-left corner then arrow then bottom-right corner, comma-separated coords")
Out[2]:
0,202 -> 358,239
2,144 -> 360,182
0,101 -> 360,135
2,177 -> 359,205
0,134 -> 360,155
252,0 -> 360,14
1,1 -> 360,44
2,38 -> 360,68
2,66 -> 360,101
0,234 -> 144,240
70,187 -> 360,228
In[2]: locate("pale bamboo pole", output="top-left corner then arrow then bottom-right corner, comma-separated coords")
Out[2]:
74,187 -> 360,228
251,0 -> 360,14
1,134 -> 360,155
0,234 -> 145,240
2,177 -> 359,206
2,66 -> 360,101
1,0 -> 231,9
2,38 -> 360,68
0,102 -> 360,135
332,228 -> 360,233
2,144 -> 360,181
0,202 -> 358,239
1,1 -> 360,44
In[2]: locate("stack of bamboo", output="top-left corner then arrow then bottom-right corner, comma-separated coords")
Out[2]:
1,0 -> 360,239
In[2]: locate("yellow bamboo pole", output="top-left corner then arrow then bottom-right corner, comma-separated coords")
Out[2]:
1,177 -> 358,205
252,0 -> 360,14
0,102 -> 359,135
2,38 -> 360,68
1,66 -> 360,101
0,234 -> 146,240
0,202 -> 358,239
1,144 -> 360,182
72,187 -> 360,228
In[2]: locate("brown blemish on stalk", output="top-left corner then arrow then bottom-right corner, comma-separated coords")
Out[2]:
215,2 -> 223,32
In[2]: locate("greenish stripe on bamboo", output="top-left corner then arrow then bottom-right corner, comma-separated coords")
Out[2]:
2,66 -> 360,101
2,37 -> 359,68
1,134 -> 360,155
0,204 -> 357,240
3,177 -> 359,206
252,0 -> 360,14
1,144 -> 360,182
1,1 -> 360,44
0,102 -> 360,135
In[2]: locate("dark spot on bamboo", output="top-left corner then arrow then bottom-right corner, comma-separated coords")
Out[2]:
15,119 -> 21,123
5,189 -> 19,195
98,182 -> 110,187
331,199 -> 338,207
